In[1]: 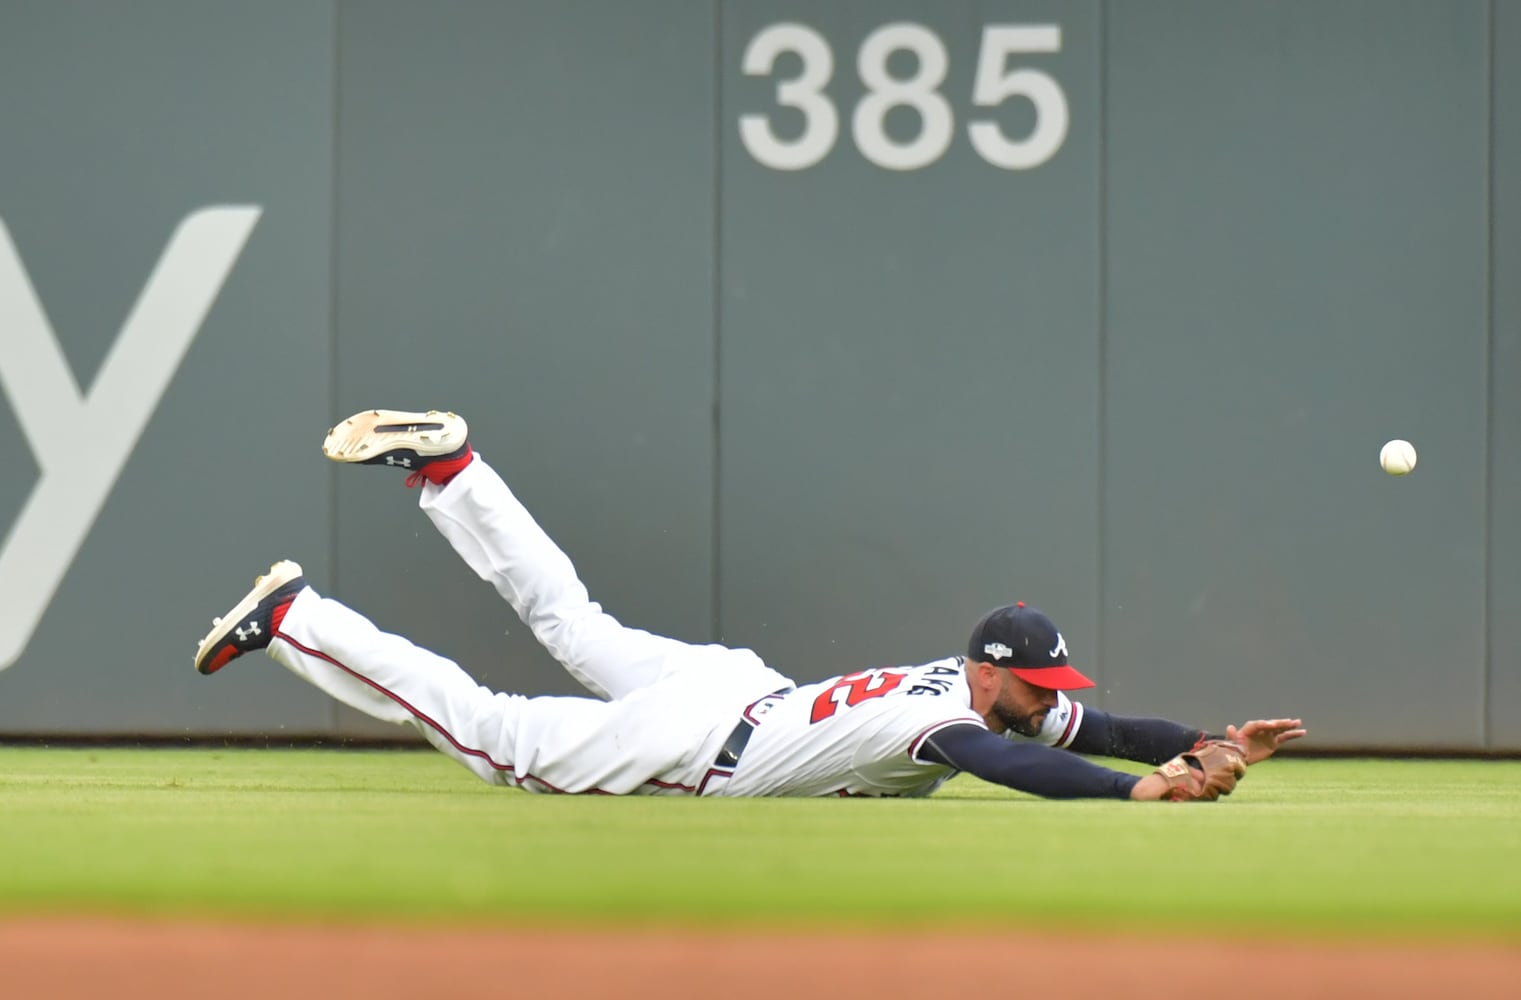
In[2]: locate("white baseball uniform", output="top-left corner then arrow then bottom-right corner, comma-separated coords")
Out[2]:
265,455 -> 1075,797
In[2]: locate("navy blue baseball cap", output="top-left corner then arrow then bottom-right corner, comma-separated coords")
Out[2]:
966,602 -> 1094,690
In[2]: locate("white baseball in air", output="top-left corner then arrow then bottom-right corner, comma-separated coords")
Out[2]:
1380,439 -> 1417,476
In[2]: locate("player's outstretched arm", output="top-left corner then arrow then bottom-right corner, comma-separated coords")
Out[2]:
920,724 -> 1139,798
920,724 -> 1242,802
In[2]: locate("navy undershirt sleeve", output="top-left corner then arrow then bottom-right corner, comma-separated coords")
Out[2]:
918,724 -> 1140,800
1064,707 -> 1207,765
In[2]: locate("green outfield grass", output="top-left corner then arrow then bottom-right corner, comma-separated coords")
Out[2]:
0,748 -> 1516,939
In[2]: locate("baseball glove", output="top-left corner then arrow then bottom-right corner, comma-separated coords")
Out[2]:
1154,741 -> 1248,802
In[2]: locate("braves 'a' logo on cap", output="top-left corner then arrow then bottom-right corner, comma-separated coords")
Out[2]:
984,642 -> 1013,660
1049,634 -> 1068,659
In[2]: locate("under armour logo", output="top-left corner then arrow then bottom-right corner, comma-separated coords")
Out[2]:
1049,633 -> 1068,659
984,642 -> 1013,660
234,621 -> 261,641
385,455 -> 412,468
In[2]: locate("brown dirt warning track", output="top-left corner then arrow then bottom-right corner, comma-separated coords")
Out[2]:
2,918 -> 1519,1000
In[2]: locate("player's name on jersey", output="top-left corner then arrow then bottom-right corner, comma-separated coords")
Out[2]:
904,663 -> 962,696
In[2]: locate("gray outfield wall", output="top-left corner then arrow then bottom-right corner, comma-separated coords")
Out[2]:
0,0 -> 1516,751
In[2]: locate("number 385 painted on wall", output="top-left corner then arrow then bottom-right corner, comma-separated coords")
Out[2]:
740,22 -> 1068,172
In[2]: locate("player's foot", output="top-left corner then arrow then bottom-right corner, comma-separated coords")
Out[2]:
194,560 -> 305,675
322,408 -> 473,486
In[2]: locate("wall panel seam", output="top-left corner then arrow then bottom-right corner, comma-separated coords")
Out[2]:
327,0 -> 344,736
1483,0 -> 1496,748
1096,0 -> 1109,711
711,0 -> 725,644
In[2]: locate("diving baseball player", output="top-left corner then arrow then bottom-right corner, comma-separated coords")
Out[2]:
194,409 -> 1304,801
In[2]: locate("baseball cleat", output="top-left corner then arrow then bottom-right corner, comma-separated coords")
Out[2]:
322,409 -> 469,470
194,560 -> 305,675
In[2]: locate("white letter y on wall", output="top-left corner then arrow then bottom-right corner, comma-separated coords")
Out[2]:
0,206 -> 261,670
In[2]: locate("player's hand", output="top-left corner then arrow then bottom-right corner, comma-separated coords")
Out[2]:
1226,718 -> 1307,765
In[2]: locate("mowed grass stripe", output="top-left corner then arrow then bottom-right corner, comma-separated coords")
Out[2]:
0,749 -> 1516,936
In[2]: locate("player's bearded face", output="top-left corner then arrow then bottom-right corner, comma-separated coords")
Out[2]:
993,673 -> 1060,737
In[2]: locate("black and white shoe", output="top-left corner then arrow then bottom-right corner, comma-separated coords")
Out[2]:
321,409 -> 469,470
194,560 -> 305,675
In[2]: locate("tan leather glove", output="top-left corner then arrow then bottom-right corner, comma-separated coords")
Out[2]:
1154,741 -> 1248,801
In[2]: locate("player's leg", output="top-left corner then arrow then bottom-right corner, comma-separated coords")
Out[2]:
419,456 -> 724,700
192,560 -> 731,794
194,560 -> 526,785
322,408 -> 717,701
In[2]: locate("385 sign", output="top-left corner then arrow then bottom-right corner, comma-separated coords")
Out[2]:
739,22 -> 1069,172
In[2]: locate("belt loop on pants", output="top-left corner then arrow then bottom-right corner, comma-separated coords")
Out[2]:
696,686 -> 792,795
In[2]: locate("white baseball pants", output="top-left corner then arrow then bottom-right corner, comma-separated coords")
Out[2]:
266,456 -> 791,795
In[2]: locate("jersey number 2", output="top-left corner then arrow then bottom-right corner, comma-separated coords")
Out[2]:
810,670 -> 906,723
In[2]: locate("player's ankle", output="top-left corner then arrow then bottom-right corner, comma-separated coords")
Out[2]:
418,444 -> 474,486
